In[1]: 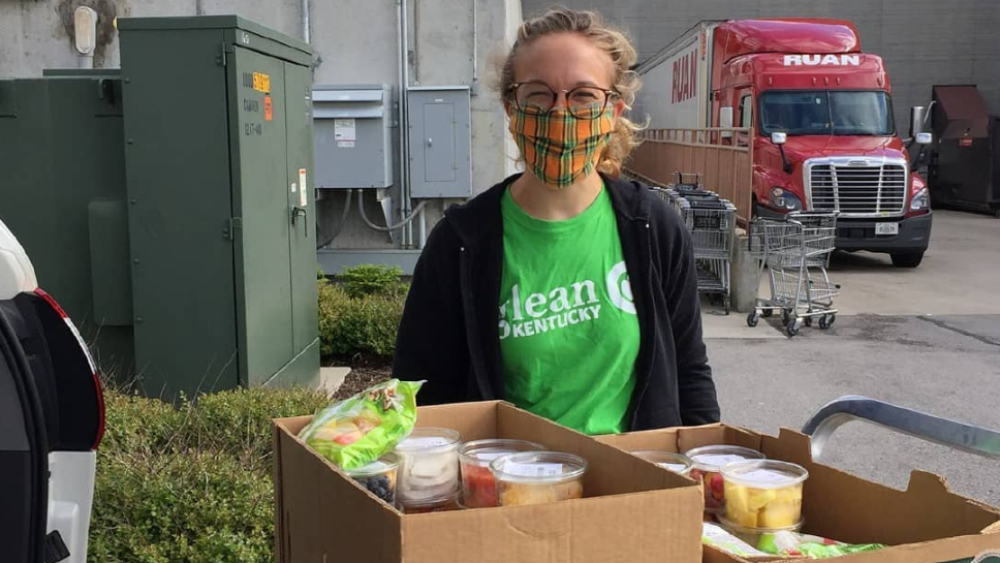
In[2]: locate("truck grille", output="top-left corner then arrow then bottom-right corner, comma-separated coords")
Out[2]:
807,159 -> 907,216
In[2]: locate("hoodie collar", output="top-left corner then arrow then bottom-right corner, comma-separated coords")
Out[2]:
445,172 -> 651,246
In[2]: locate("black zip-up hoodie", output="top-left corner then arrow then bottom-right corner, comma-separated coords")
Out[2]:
393,173 -> 721,430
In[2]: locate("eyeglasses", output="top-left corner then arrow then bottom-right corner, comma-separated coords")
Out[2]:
507,82 -> 619,118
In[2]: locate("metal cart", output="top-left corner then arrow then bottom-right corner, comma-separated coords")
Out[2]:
803,396 -> 1000,461
653,186 -> 737,314
746,213 -> 840,336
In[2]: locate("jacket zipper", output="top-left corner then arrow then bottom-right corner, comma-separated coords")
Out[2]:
630,220 -> 657,429
458,246 -> 495,399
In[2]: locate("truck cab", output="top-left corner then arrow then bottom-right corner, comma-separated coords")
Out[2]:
711,20 -> 932,268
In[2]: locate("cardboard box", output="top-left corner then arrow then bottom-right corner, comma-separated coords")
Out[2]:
273,401 -> 705,563
597,424 -> 1000,563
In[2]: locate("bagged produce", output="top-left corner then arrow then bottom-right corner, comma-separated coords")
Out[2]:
757,530 -> 886,558
702,522 -> 769,557
298,379 -> 423,470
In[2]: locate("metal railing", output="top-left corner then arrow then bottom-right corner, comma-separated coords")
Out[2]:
625,127 -> 755,224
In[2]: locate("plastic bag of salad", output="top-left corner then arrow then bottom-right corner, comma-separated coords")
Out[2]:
298,379 -> 424,470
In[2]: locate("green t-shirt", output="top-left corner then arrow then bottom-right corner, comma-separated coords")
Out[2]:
499,186 -> 640,435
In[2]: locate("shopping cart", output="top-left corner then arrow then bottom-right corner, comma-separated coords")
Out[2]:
678,197 -> 737,314
746,212 -> 840,336
654,185 -> 737,314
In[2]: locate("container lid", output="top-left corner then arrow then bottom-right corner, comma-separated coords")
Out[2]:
721,460 -> 809,489
459,439 -> 545,465
685,445 -> 765,470
490,451 -> 587,483
632,450 -> 694,474
346,452 -> 400,477
395,427 -> 462,453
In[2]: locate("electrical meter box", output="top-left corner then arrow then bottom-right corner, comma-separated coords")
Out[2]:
313,84 -> 394,188
118,16 -> 319,397
407,87 -> 472,198
0,71 -> 136,375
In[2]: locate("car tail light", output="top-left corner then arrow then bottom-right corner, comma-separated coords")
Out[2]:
34,289 -> 105,450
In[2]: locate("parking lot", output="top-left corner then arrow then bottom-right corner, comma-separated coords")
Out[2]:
704,210 -> 1000,506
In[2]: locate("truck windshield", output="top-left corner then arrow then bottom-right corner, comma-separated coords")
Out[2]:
760,91 -> 894,136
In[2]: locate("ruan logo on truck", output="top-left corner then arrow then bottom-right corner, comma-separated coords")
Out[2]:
783,54 -> 861,66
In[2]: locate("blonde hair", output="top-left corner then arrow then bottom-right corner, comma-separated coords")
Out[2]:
499,8 -> 643,177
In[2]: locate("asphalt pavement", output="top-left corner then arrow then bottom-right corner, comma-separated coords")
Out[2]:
701,209 -> 1000,507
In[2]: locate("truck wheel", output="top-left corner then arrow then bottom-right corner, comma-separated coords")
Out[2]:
891,252 -> 924,268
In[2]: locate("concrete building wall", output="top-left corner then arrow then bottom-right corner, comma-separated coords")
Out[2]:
0,0 -> 521,261
521,0 -> 1000,132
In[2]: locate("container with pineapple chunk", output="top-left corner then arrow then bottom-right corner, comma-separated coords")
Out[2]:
685,445 -> 765,514
721,460 -> 808,531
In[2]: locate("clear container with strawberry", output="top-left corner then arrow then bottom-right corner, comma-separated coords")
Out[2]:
684,445 -> 765,514
458,439 -> 545,508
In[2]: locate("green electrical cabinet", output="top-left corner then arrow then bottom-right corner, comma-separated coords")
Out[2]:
117,16 -> 320,396
0,71 -> 136,376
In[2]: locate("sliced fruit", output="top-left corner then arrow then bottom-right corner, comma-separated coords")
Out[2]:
746,487 -> 778,511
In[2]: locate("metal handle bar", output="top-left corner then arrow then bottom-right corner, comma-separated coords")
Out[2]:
802,396 -> 1000,461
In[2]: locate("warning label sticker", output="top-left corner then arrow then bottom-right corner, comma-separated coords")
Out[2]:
335,118 -> 356,148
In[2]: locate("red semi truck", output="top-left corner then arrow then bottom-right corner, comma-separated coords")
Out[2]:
635,19 -> 933,268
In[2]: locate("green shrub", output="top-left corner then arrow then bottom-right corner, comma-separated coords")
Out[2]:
318,280 -> 406,358
339,264 -> 404,299
90,387 -> 330,563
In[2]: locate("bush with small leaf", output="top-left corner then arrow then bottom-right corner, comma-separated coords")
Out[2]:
89,387 -> 330,563
339,264 -> 405,300
318,276 -> 407,358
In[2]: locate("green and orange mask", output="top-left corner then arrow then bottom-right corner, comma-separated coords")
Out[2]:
509,105 -> 615,189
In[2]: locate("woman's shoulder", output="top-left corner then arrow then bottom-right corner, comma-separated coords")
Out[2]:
605,175 -> 687,237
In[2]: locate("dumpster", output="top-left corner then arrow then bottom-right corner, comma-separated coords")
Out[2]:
928,85 -> 1000,216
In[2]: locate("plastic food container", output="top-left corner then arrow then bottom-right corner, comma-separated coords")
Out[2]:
459,439 -> 546,508
490,451 -> 587,507
400,490 -> 462,514
395,428 -> 462,503
632,450 -> 694,475
346,452 -> 400,505
721,460 -> 808,529
717,514 -> 804,548
685,445 -> 765,514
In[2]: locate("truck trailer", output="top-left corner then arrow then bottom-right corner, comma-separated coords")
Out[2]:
635,19 -> 932,268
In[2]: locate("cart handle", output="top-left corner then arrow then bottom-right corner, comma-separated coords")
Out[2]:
801,396 -> 1000,461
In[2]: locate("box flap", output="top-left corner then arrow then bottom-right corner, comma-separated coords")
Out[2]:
416,401 -> 500,440
401,488 -> 704,563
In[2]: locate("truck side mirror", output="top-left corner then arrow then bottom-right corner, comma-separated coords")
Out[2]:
770,132 -> 792,173
910,106 -> 927,137
916,132 -> 932,145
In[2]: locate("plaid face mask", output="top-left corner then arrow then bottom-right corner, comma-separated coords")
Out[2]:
509,106 -> 615,188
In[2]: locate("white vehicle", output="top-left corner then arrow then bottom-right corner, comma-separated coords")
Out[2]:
632,21 -> 716,130
0,219 -> 104,563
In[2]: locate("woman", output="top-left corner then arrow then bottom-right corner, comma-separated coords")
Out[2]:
393,8 -> 719,433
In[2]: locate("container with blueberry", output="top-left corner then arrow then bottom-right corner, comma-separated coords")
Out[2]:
346,453 -> 400,505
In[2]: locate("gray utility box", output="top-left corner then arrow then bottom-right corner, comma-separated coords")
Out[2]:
408,87 -> 472,198
314,85 -> 393,188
